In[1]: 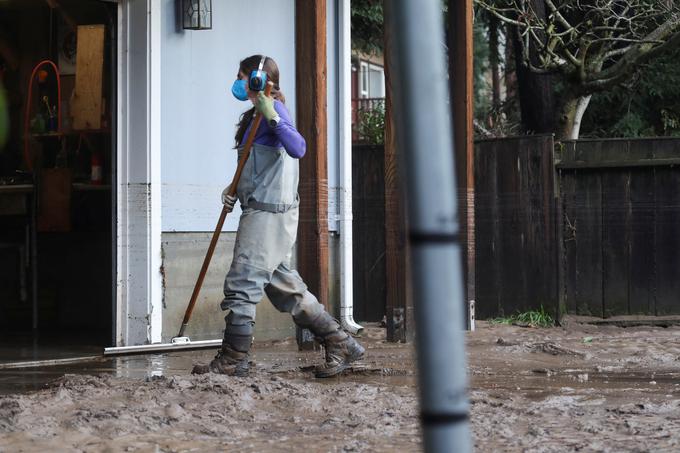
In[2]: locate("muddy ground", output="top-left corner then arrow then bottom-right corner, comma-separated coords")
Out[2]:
2,319 -> 680,452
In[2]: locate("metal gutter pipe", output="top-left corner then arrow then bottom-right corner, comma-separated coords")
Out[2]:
338,0 -> 363,335
385,0 -> 471,451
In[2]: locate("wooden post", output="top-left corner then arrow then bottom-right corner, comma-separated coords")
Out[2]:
449,0 -> 475,327
295,0 -> 329,349
383,1 -> 413,342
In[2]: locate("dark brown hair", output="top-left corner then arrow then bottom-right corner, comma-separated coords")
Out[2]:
234,55 -> 286,147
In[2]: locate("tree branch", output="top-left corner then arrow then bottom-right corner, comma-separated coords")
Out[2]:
544,0 -> 576,34
584,30 -> 680,91
475,0 -> 680,90
589,16 -> 680,83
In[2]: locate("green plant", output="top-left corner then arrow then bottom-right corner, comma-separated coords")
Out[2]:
582,47 -> 680,138
351,0 -> 383,56
490,306 -> 554,328
356,103 -> 385,145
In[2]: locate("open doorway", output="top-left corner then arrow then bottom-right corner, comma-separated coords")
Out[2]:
0,0 -> 117,363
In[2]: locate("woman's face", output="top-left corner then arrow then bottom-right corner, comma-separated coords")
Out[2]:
238,71 -> 258,104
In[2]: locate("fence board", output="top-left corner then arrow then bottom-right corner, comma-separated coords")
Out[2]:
654,167 -> 680,315
628,168 -> 655,315
526,136 -> 557,312
601,168 -> 630,317
557,138 -> 680,168
574,170 -> 604,316
496,141 -> 525,315
561,170 -> 578,314
474,141 -> 501,318
649,137 -> 680,160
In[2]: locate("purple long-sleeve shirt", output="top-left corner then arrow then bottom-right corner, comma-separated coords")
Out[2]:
241,100 -> 307,159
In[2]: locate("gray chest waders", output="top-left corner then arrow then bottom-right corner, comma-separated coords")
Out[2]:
172,83 -> 275,344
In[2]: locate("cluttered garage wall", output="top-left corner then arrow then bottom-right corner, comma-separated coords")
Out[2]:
0,0 -> 115,343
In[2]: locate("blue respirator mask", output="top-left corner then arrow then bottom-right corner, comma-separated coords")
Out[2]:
231,55 -> 268,101
231,79 -> 248,101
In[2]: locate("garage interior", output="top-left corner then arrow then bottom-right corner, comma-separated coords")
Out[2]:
0,0 -> 117,363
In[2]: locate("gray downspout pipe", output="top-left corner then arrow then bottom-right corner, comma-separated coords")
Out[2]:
385,1 -> 471,452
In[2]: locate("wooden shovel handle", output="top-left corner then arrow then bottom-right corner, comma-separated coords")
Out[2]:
177,82 -> 274,337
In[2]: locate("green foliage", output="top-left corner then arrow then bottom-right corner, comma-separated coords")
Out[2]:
351,0 -> 383,56
475,0 -> 680,138
581,47 -> 680,138
473,9 -> 491,122
611,112 -> 654,138
491,306 -> 555,328
356,102 -> 385,145
352,0 -> 450,56
472,7 -> 522,137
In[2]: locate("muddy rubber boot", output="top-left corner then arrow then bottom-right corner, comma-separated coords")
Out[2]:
191,344 -> 250,376
297,311 -> 365,378
315,331 -> 365,378
192,322 -> 252,376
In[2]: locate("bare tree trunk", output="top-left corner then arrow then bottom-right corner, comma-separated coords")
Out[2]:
513,0 -> 556,134
557,94 -> 592,140
489,15 -> 501,112
504,23 -> 517,102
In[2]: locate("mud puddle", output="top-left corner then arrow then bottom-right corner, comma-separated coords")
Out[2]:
3,322 -> 680,451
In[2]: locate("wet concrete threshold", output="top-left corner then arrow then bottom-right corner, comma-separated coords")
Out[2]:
0,332 -> 107,366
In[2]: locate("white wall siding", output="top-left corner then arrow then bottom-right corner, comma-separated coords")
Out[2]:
160,0 -> 296,232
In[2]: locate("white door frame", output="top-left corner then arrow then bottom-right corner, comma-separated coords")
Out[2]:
115,0 -> 163,346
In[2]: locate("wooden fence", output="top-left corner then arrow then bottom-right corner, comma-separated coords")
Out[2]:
474,136 -> 680,319
351,137 -> 680,322
352,144 -> 386,322
474,135 -> 557,319
556,138 -> 680,317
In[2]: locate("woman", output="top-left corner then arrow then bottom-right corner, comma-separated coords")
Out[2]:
192,55 -> 364,378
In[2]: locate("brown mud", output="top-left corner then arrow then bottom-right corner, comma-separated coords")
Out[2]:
2,321 -> 680,452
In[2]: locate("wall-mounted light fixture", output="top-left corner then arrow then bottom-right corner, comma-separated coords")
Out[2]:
182,0 -> 212,30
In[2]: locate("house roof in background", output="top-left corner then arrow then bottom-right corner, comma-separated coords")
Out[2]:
352,51 -> 384,67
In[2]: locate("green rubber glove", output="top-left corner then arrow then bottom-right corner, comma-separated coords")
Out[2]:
0,84 -> 8,149
255,91 -> 277,123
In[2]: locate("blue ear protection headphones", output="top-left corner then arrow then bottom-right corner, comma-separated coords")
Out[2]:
231,55 -> 268,101
248,55 -> 268,91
